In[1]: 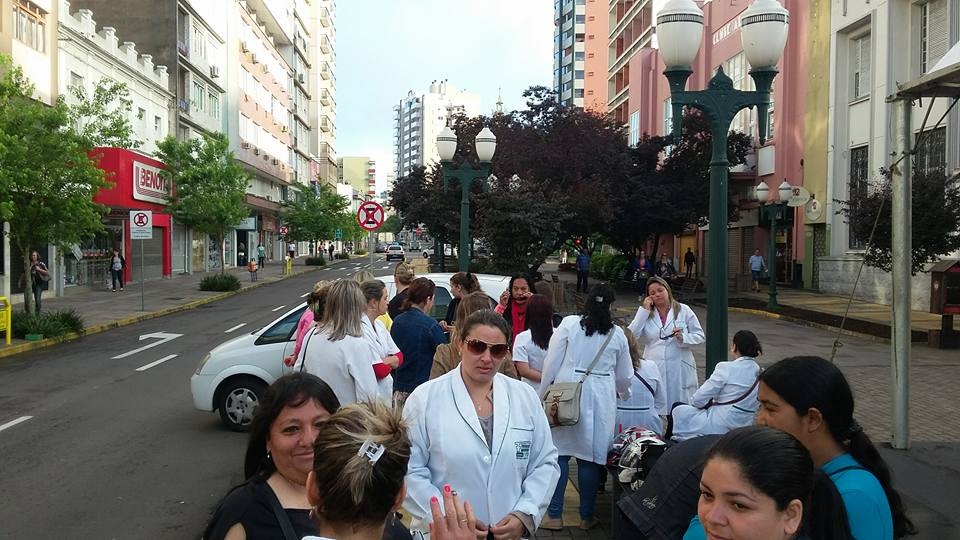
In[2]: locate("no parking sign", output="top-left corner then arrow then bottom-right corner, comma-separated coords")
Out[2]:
130,210 -> 153,240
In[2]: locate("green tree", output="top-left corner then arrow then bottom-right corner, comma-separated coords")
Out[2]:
155,133 -> 250,274
380,214 -> 402,235
280,181 -> 349,243
0,56 -> 135,312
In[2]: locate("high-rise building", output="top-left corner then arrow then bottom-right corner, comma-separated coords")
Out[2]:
338,157 -> 375,199
553,0 -> 607,110
608,0 -> 662,125
393,80 -> 480,178
310,0 -> 337,188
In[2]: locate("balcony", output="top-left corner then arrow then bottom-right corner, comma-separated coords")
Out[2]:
319,117 -> 331,132
320,89 -> 331,106
177,39 -> 189,57
320,62 -> 331,80
319,35 -> 330,54
319,6 -> 331,27
177,98 -> 190,113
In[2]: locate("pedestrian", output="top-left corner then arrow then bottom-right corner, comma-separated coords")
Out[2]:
696,426 -> 854,540
257,243 -> 265,268
560,248 -> 568,264
360,279 -> 402,401
616,325 -> 667,437
511,293 -> 553,388
539,283 -> 634,531
668,330 -> 761,441
285,281 -> 332,367
403,309 -> 560,539
387,261 -> 415,319
202,373 -> 341,540
431,292 -> 518,380
575,248 -> 591,292
441,271 -> 482,331
494,275 -> 536,343
390,277 -> 448,406
628,276 -> 705,414
684,248 -> 696,278
110,248 -> 126,292
328,241 -> 335,260
656,253 -> 677,279
749,249 -> 766,292
28,250 -> 49,312
288,241 -> 296,260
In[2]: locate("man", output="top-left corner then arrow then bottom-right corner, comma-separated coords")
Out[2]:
748,249 -> 766,292
287,241 -> 296,260
257,243 -> 266,268
328,242 -> 335,260
684,248 -> 696,278
575,248 -> 591,292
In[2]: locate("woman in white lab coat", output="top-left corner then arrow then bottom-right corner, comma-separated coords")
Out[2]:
538,284 -> 633,531
360,279 -> 402,402
403,309 -> 559,540
616,326 -> 667,436
628,276 -> 705,414
512,294 -> 554,388
669,330 -> 762,441
298,280 -> 381,405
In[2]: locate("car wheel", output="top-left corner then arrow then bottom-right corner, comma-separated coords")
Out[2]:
216,376 -> 267,432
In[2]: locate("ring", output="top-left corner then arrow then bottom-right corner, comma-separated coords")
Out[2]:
459,519 -> 468,524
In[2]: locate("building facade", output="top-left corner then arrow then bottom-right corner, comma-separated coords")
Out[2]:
608,0 -> 665,127
338,157 -> 376,198
393,80 -> 481,178
309,0 -> 337,188
553,0 -> 608,110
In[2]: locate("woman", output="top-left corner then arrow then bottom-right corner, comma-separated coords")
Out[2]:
628,276 -> 705,413
441,271 -> 482,330
512,294 -> 553,387
285,281 -> 332,367
28,250 -> 49,312
390,277 -> 448,406
616,326 -> 666,436
404,309 -> 560,539
361,279 -> 403,401
203,373 -> 341,540
110,248 -> 125,292
387,262 -> 415,319
694,426 -> 853,540
755,356 -> 915,540
297,280 -> 380,405
431,292 -> 518,380
539,284 -> 633,531
670,330 -> 762,441
495,275 -> 535,343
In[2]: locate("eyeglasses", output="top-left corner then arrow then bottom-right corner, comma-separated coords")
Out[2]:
659,325 -> 679,340
464,339 -> 510,359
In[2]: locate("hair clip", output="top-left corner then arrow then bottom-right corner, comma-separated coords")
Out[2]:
358,439 -> 386,465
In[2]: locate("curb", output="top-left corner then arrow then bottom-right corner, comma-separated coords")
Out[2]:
724,306 -> 892,344
0,266 -> 321,362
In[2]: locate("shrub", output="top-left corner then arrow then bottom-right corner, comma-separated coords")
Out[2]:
354,249 -> 367,256
304,256 -> 326,266
11,309 -> 85,340
334,252 -> 350,260
200,273 -> 242,291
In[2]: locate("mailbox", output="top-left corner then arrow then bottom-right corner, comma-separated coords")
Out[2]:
929,260 -> 960,349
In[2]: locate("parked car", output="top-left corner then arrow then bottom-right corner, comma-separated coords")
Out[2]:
190,272 -> 509,430
375,242 -> 388,253
421,245 -> 457,259
386,244 -> 405,261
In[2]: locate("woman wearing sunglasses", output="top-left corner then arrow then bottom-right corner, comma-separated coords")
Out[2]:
403,309 -> 560,540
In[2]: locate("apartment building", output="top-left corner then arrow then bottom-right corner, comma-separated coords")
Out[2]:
393,80 -> 481,178
553,0 -> 608,110
338,157 -> 376,199
608,0 -> 665,127
310,0 -> 337,188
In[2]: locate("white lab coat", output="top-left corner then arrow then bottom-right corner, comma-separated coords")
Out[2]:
671,357 -> 760,441
361,315 -> 400,401
298,327 -> 381,405
628,303 -> 705,414
616,361 -> 667,437
402,366 -> 559,535
539,316 -> 633,464
512,329 -> 548,389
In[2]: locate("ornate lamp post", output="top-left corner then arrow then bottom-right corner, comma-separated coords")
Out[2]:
658,0 -> 789,375
755,179 -> 793,309
436,126 -> 497,271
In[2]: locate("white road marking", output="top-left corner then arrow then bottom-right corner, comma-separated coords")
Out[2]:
112,332 -> 184,359
136,354 -> 178,372
0,416 -> 33,433
224,323 -> 247,333
272,305 -> 286,312
300,292 -> 310,298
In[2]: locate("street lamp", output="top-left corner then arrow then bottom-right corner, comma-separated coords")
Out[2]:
437,125 -> 497,271
755,179 -> 793,309
658,0 -> 788,376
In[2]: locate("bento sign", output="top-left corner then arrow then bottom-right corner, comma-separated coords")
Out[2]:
132,161 -> 169,204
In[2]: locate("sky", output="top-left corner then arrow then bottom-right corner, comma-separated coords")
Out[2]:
334,0 -> 555,192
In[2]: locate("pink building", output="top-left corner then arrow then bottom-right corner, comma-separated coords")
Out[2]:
626,0 -> 809,288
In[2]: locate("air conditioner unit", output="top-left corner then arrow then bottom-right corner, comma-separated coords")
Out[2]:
272,158 -> 279,165
262,64 -> 269,74
240,41 -> 249,53
298,73 -> 305,84
281,125 -> 288,132
254,148 -> 260,155
210,65 -> 220,78
250,53 -> 258,64
241,142 -> 250,149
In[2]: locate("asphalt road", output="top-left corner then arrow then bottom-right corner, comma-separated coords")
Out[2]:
0,261 -> 390,539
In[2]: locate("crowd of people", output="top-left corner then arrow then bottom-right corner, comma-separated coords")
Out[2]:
202,261 -> 915,540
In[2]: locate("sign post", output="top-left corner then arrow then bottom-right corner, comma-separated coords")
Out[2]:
357,201 -> 385,270
130,210 -> 153,312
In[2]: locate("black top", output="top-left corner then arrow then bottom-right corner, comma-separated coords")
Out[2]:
444,297 -> 460,325
387,289 -> 409,319
203,476 -> 316,540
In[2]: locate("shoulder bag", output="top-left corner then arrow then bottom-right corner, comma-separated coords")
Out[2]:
704,376 -> 760,409
542,329 -> 615,427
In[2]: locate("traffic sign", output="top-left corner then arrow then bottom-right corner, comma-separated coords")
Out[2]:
130,210 -> 153,240
357,200 -> 385,231
335,228 -> 343,239
279,225 -> 289,235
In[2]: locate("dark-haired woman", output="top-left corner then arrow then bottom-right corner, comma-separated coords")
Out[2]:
669,330 -> 762,441
203,373 -> 341,540
391,277 -> 448,406
694,426 -> 853,540
755,356 -> 915,540
495,275 -> 536,343
512,293 -> 554,387
441,271 -> 482,331
538,284 -> 633,531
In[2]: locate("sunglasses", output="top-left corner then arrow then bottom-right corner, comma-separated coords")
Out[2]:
464,339 -> 510,359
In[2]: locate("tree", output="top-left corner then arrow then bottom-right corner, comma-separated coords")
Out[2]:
836,167 -> 960,274
280,181 -> 349,244
0,56 -> 135,312
380,214 -> 402,235
155,133 -> 250,274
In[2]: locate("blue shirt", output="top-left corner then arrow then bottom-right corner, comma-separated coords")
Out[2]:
749,254 -> 765,271
390,306 -> 448,393
576,252 -> 590,271
682,453 -> 893,540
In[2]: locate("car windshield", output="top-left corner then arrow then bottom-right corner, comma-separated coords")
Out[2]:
256,306 -> 307,345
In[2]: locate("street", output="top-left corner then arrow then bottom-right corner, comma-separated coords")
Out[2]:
0,263 -> 958,538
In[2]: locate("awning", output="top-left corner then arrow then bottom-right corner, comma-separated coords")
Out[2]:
896,41 -> 960,98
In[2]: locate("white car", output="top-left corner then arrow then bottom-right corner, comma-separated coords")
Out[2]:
190,272 -> 510,430
385,244 -> 405,261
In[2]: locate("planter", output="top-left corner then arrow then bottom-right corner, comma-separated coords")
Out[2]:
24,333 -> 43,341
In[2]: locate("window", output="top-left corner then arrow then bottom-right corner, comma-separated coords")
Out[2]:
574,51 -> 585,61
723,52 -> 757,137
191,80 -> 205,112
663,97 -> 673,136
154,115 -> 162,132
919,0 -> 948,74
629,111 -> 640,147
914,127 -> 946,176
574,88 -> 584,99
13,1 -> 47,52
575,70 -> 584,79
851,34 -> 871,100
575,15 -> 585,23
208,91 -> 220,120
848,146 -> 869,249
69,71 -> 83,92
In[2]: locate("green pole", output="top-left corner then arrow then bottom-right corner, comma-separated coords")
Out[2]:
768,205 -> 779,309
706,124 -> 729,376
459,172 -> 470,272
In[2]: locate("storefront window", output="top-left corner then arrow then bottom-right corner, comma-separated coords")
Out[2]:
63,224 -> 121,287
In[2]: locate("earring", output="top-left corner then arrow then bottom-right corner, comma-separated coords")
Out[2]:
266,450 -> 272,461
